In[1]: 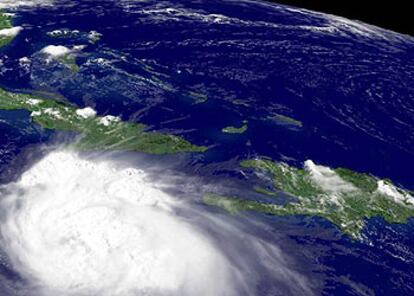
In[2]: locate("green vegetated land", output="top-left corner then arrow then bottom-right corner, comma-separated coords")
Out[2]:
0,11 -> 11,29
1,84 -> 413,239
268,113 -> 302,128
0,10 -> 14,48
204,158 -> 414,239
57,54 -> 80,73
0,88 -> 207,154
222,123 -> 248,134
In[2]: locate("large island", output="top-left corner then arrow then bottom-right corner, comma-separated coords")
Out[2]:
0,88 -> 207,154
205,158 -> 414,239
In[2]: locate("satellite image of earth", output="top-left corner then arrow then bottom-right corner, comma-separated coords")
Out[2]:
0,0 -> 414,295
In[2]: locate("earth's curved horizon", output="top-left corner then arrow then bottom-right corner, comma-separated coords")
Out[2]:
0,1 -> 413,295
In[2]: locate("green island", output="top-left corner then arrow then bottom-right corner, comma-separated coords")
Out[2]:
0,88 -> 207,154
187,91 -> 208,104
41,45 -> 82,73
268,113 -> 302,128
222,122 -> 248,134
47,29 -> 102,44
204,158 -> 414,239
57,54 -> 80,72
0,10 -> 14,48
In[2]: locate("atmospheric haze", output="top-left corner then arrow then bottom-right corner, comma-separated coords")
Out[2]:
0,0 -> 54,9
0,150 -> 314,296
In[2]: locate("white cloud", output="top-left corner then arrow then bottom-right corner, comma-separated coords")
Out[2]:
304,160 -> 357,194
43,107 -> 62,118
99,115 -> 120,126
41,45 -> 71,57
0,151 -> 237,296
76,107 -> 97,119
377,180 -> 414,205
27,98 -> 41,105
0,150 -> 315,296
0,0 -> 53,9
0,26 -> 23,37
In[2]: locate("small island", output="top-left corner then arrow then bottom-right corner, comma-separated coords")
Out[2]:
41,45 -> 82,72
0,88 -> 207,154
268,113 -> 302,128
222,122 -> 248,134
47,29 -> 102,44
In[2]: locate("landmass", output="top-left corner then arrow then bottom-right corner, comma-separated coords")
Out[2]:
47,29 -> 102,44
222,122 -> 248,134
0,10 -> 21,48
268,114 -> 302,128
0,88 -> 207,154
41,45 -> 82,72
57,53 -> 79,72
47,29 -> 80,39
0,11 -> 10,30
231,99 -> 250,107
187,91 -> 208,104
204,158 -> 414,239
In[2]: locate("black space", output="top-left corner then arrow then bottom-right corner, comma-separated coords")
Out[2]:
265,0 -> 413,36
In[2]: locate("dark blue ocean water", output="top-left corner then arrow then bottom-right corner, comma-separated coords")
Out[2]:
1,0 -> 414,295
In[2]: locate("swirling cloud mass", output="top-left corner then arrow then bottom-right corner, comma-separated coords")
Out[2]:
0,151 -> 236,295
0,150 -> 313,296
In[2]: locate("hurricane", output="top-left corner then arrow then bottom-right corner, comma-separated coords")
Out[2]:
0,150 -> 313,296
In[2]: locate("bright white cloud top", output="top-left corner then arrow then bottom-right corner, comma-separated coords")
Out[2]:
41,45 -> 72,57
76,107 -> 97,119
0,26 -> 22,37
0,150 -> 313,296
0,151 -> 236,295
0,0 -> 53,9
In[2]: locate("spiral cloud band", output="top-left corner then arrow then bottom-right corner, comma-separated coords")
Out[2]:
0,151 -> 238,296
0,150 -> 315,296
